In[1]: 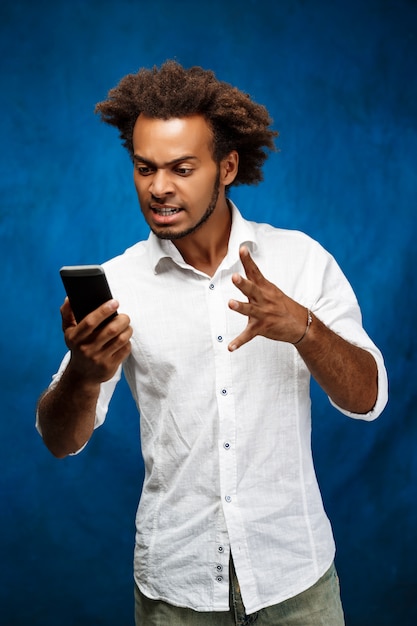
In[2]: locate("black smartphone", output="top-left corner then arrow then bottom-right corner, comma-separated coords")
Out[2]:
59,265 -> 117,325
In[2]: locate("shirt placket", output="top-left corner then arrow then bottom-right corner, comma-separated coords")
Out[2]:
206,274 -> 238,608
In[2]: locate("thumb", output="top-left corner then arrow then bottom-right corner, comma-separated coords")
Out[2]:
60,297 -> 77,330
228,328 -> 255,352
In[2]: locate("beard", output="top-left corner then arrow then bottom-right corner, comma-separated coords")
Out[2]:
151,170 -> 221,241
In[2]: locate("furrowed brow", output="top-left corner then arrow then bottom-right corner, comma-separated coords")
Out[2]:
133,154 -> 198,167
133,155 -> 154,167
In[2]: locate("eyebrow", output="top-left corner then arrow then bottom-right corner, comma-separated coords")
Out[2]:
133,154 -> 199,167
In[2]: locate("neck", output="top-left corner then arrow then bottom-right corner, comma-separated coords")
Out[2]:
173,199 -> 232,276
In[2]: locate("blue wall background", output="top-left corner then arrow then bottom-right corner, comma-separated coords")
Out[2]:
1,0 -> 416,624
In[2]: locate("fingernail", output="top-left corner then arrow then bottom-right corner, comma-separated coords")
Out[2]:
229,299 -> 238,310
107,299 -> 119,311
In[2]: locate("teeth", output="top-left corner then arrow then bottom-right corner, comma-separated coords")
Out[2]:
154,207 -> 180,216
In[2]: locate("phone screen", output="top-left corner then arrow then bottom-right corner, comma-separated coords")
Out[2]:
59,265 -> 117,325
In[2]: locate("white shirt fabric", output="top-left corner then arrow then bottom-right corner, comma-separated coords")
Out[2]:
42,203 -> 388,614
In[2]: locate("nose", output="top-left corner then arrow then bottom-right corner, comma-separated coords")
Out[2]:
149,169 -> 174,198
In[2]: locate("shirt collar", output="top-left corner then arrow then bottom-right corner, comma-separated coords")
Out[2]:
148,201 -> 258,274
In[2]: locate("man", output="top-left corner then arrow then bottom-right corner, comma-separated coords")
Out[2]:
37,61 -> 388,625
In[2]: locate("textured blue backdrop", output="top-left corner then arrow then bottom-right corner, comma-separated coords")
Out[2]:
1,0 -> 416,624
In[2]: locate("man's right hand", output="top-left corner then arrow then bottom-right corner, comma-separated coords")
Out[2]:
61,297 -> 133,384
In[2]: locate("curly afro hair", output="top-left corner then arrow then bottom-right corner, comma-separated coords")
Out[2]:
95,60 -> 278,187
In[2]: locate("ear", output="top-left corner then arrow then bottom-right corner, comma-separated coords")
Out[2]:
220,150 -> 239,186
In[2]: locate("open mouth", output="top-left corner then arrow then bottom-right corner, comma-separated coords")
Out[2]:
151,206 -> 182,216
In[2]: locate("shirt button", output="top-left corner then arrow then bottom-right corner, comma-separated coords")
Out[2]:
209,283 -> 215,290
216,576 -> 223,582
225,495 -> 232,503
216,564 -> 223,572
223,442 -> 231,450
217,335 -> 223,342
221,388 -> 228,396
218,546 -> 224,553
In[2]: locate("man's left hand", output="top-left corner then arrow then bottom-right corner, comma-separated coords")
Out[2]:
228,246 -> 308,351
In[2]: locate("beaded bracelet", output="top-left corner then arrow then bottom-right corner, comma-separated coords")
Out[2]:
293,309 -> 313,345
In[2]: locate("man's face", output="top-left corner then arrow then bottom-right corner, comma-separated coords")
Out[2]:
132,114 -> 223,240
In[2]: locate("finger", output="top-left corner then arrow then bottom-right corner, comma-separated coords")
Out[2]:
70,327 -> 132,383
75,300 -> 120,339
231,271 -> 273,306
228,298 -> 254,319
231,272 -> 246,295
101,337 -> 132,379
102,315 -> 132,347
239,246 -> 265,282
231,272 -> 259,301
228,327 -> 255,352
101,323 -> 133,359
67,317 -> 132,378
89,312 -> 131,353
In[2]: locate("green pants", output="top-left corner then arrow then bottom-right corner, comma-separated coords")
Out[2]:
134,560 -> 345,626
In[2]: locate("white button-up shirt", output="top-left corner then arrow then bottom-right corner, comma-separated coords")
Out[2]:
44,203 -> 388,614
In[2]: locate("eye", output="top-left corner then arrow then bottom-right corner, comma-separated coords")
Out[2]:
175,167 -> 193,176
135,165 -> 154,176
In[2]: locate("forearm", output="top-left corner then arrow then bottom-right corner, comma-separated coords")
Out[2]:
37,365 -> 101,458
296,313 -> 378,414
